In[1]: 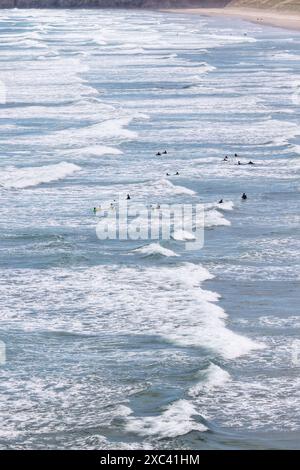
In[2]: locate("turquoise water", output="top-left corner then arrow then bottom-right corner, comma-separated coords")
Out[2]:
0,8 -> 299,449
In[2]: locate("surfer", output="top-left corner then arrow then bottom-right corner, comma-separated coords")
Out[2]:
242,193 -> 247,200
162,150 -> 167,154
166,172 -> 170,176
175,171 -> 179,175
156,152 -> 161,156
126,194 -> 131,200
218,199 -> 223,204
248,161 -> 255,165
93,207 -> 97,214
223,156 -> 228,161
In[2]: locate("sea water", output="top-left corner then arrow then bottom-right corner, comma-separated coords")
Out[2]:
0,8 -> 299,450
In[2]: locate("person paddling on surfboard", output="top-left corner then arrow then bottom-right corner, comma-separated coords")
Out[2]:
242,193 -> 247,200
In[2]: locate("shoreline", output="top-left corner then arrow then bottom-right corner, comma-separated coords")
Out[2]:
160,7 -> 300,32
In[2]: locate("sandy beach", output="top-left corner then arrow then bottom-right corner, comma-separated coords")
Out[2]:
161,7 -> 300,32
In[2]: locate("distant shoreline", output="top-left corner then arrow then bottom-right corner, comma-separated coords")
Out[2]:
160,7 -> 300,32
0,4 -> 299,31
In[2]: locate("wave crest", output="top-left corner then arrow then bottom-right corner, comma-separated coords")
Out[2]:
0,162 -> 81,189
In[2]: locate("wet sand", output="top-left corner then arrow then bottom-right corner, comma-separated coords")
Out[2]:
161,7 -> 300,32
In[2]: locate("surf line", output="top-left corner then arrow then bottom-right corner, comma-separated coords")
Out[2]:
100,454 -> 135,468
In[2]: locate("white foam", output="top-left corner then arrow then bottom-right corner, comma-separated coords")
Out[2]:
269,51 -> 300,61
177,208 -> 231,232
191,369 -> 300,431
198,62 -> 216,74
292,145 -> 300,155
110,43 -> 145,54
205,201 -> 234,212
0,162 -> 81,189
172,230 -> 196,241
202,33 -> 257,46
189,364 -> 231,397
92,34 -> 107,46
258,315 -> 300,329
271,136 -> 290,147
205,209 -> 231,228
133,243 -> 179,257
124,400 -> 207,438
84,117 -> 138,141
68,146 -> 123,157
112,178 -> 197,201
179,63 -> 216,76
152,179 -> 196,196
0,263 -> 264,359
7,38 -> 47,49
8,115 -> 137,146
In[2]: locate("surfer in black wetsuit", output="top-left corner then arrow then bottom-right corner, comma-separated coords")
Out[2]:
242,193 -> 247,200
218,199 -> 223,204
175,171 -> 179,175
126,194 -> 131,200
156,152 -> 161,156
163,150 -> 167,154
248,161 -> 255,165
223,156 -> 228,161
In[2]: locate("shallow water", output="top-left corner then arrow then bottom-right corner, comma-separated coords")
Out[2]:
0,8 -> 299,450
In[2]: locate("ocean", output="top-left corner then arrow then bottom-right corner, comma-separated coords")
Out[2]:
0,8 -> 299,450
